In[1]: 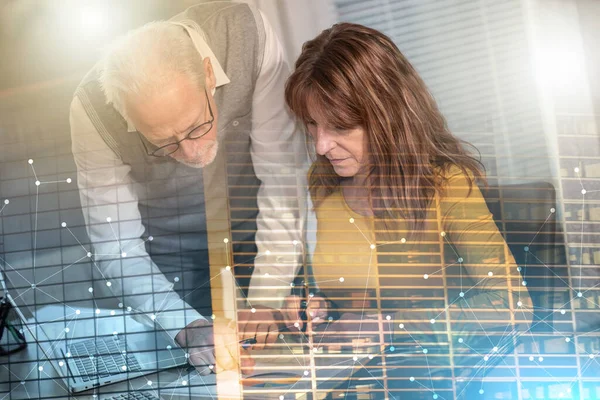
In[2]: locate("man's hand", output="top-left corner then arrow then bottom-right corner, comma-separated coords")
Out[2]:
175,318 -> 254,375
280,294 -> 330,333
237,306 -> 284,350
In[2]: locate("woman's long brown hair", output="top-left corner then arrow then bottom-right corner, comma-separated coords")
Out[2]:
285,23 -> 485,233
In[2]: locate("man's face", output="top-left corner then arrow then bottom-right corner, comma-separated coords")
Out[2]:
126,74 -> 219,168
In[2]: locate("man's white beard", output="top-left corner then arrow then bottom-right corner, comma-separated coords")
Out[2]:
175,141 -> 219,169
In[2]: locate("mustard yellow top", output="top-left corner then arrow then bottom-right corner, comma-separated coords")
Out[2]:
309,167 -> 531,329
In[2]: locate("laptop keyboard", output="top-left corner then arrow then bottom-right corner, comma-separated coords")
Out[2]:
68,336 -> 142,382
105,392 -> 160,400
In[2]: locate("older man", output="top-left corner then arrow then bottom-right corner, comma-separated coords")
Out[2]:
70,2 -> 305,373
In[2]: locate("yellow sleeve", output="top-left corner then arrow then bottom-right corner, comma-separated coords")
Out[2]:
438,169 -> 520,294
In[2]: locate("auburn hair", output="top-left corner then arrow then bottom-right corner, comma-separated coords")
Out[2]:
285,22 -> 485,232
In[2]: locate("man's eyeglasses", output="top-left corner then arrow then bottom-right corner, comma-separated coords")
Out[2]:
138,89 -> 214,157
0,297 -> 27,356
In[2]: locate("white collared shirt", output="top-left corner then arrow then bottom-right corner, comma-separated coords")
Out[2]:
70,10 -> 307,338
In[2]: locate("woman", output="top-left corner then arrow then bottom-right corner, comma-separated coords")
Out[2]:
281,23 -> 532,399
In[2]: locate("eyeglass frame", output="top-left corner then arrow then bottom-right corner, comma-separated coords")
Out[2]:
137,89 -> 215,157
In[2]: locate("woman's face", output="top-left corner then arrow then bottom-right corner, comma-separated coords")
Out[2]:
306,113 -> 369,178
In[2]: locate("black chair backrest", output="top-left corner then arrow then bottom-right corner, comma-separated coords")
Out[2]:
483,182 -> 568,333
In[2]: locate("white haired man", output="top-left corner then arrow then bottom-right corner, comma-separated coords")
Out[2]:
70,2 -> 305,374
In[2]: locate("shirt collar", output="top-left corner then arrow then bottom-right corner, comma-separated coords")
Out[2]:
127,19 -> 230,132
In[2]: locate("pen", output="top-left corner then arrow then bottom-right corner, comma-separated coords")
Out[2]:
240,337 -> 256,350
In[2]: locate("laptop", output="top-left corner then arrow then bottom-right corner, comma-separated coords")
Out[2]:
0,266 -> 188,393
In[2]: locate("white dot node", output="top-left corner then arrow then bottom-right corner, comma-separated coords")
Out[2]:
493,346 -> 498,352
3,199 -> 8,205
582,189 -> 587,195
353,356 -> 358,361
423,274 -> 429,280
409,377 -> 415,382
529,356 -> 534,361
517,301 -> 523,307
386,315 -> 391,321
64,328 -> 70,333
59,361 -> 64,367
120,365 -> 127,371
294,322 -> 300,328
76,310 -> 81,315
61,222 -> 67,228
66,352 -> 71,357
251,308 -> 256,313
458,338 -> 464,343
66,178 -> 72,183
121,252 -> 127,257
524,246 -> 529,252
401,238 -> 406,243
113,331 -> 118,335
458,257 -> 463,263
181,380 -> 187,386
479,390 -> 484,395
265,250 -> 271,255
38,366 -> 43,372
422,349 -> 428,354
293,240 -> 298,245
309,292 -> 314,298
590,354 -> 595,359
488,271 -> 493,277
399,323 -> 404,329
151,314 -> 156,321
209,364 -> 214,370
147,381 -> 152,386
106,217 -> 112,222
127,306 -> 132,312
148,236 -> 154,241
578,292 -> 583,298
96,309 -> 101,314
106,281 -> 112,287
223,238 -> 229,243
370,244 -> 376,250
339,277 -> 345,282
28,159 -> 33,165
483,356 -> 489,361
368,354 -> 374,359
459,292 -> 465,298
328,316 -> 334,322
430,319 -> 435,324
174,277 -> 180,282
303,370 -> 309,376
290,282 -> 295,287
118,303 -> 123,308
35,181 -> 40,186
88,287 -> 93,293
211,314 -> 216,320
440,231 -> 446,237
87,252 -> 92,258
551,208 -> 556,213
575,167 -> 580,173
31,284 -> 36,288
516,267 -> 521,272
522,281 -> 527,286
434,395 -> 439,400
565,337 -> 571,343
349,218 -> 355,224
225,265 -> 231,272
560,309 -> 566,315
538,356 -> 544,362
279,396 -> 284,400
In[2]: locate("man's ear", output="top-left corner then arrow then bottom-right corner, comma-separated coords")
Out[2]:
203,57 -> 216,92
